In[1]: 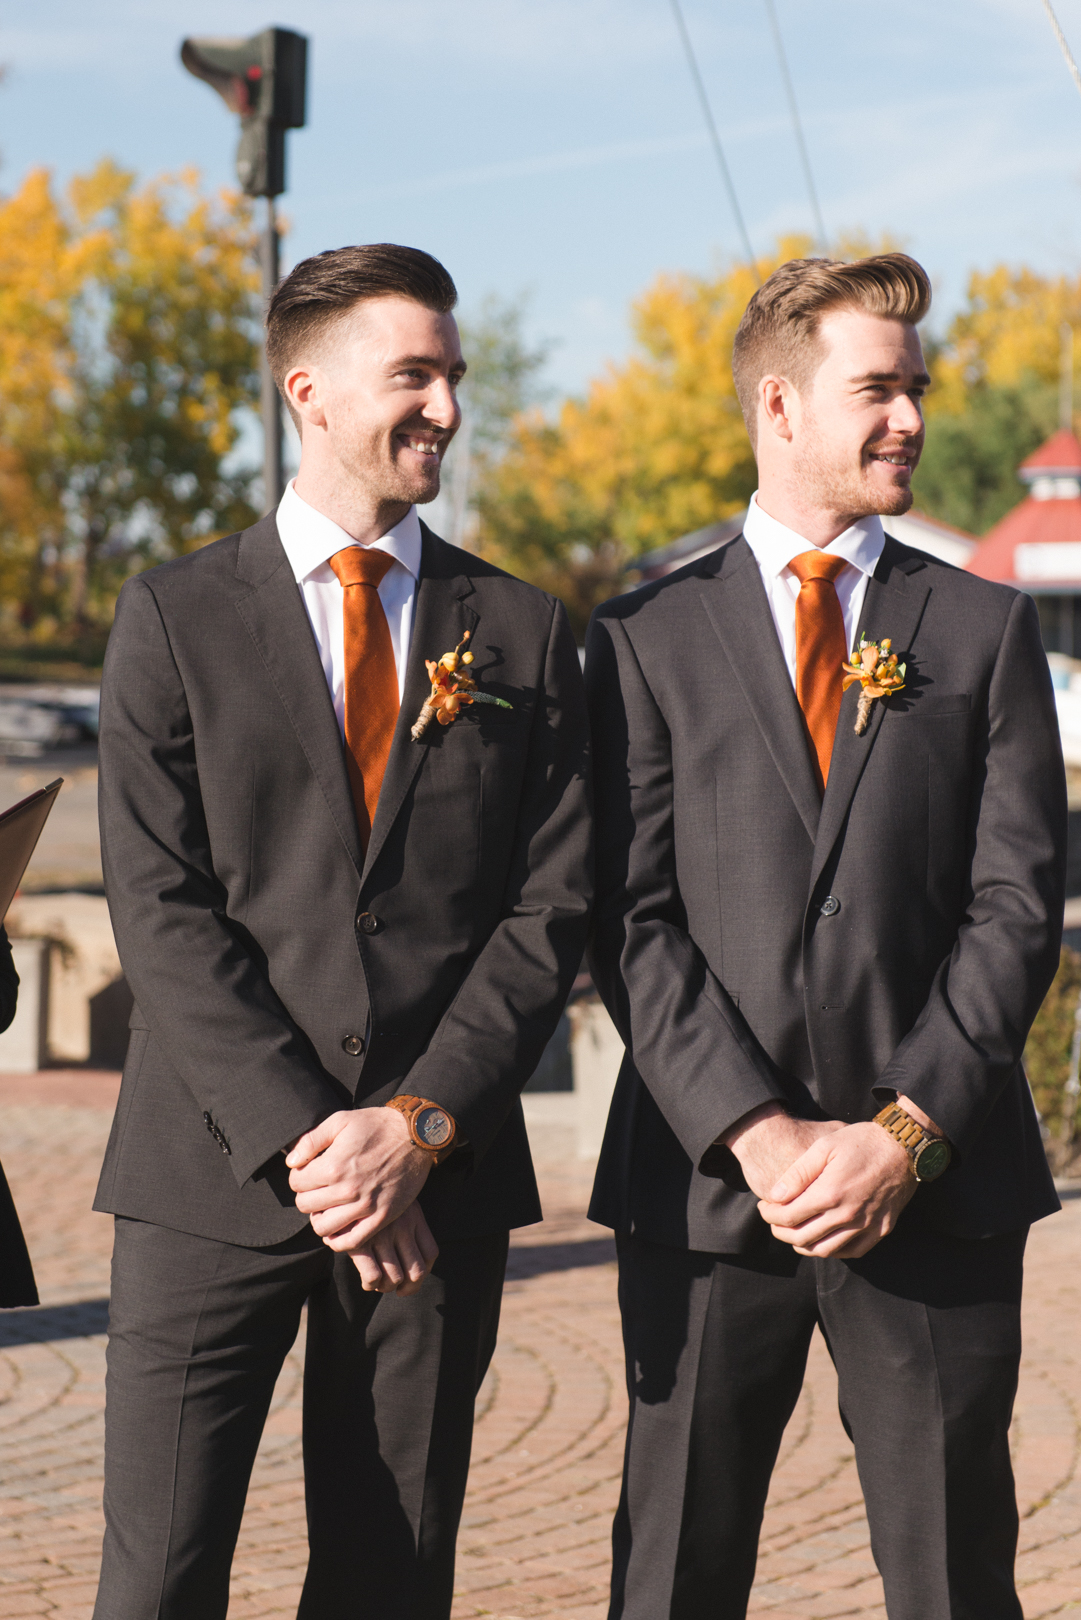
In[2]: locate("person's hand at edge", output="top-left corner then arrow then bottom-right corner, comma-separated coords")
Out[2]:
285,1108 -> 432,1248
721,1100 -> 845,1200
344,1201 -> 439,1295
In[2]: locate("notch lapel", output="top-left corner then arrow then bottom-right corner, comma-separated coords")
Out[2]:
233,514 -> 364,875
697,537 -> 821,843
810,538 -> 932,889
360,525 -> 479,883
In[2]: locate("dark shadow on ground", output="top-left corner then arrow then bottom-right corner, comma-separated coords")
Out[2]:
506,1237 -> 616,1281
0,1298 -> 109,1344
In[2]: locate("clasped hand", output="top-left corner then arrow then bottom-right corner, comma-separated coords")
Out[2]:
286,1109 -> 438,1294
725,1100 -> 920,1260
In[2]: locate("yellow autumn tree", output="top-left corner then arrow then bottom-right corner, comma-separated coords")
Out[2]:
912,264 -> 1081,535
0,161 -> 260,649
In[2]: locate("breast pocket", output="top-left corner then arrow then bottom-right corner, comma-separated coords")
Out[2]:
893,692 -> 972,718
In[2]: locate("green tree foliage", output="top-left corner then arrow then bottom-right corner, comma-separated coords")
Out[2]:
438,295 -> 549,551
914,263 -> 1081,536
1024,946 -> 1081,1168
911,378 -> 1058,536
0,160 -> 260,649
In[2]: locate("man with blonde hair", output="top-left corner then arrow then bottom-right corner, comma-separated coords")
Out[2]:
586,252 -> 1065,1617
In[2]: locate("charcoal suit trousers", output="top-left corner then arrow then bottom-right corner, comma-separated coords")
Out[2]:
94,1216 -> 508,1620
611,1221 -> 1027,1620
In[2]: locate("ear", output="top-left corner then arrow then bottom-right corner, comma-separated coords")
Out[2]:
282,362 -> 328,434
759,375 -> 799,444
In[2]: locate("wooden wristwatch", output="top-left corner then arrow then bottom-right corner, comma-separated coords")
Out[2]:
873,1102 -> 951,1182
384,1094 -> 458,1165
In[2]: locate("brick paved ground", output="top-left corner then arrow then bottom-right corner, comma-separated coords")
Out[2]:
0,1078 -> 1076,1617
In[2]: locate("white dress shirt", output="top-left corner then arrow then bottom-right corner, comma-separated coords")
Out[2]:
275,479 -> 421,731
741,492 -> 885,688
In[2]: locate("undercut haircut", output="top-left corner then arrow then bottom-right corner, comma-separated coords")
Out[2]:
265,243 -> 458,399
732,253 -> 932,450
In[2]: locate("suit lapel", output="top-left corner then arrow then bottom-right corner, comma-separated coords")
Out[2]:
360,524 -> 479,883
233,514 -> 365,876
810,537 -> 932,889
697,537 -> 821,843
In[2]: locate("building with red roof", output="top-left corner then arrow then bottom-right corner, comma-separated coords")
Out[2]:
966,428 -> 1081,656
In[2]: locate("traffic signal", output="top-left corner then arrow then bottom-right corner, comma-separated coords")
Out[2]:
180,28 -> 307,198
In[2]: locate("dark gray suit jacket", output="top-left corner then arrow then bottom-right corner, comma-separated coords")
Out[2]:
94,516 -> 591,1248
586,534 -> 1064,1252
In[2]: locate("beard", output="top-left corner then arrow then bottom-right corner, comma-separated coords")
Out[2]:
793,415 -> 920,520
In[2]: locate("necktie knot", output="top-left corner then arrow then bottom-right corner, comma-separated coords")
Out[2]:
789,550 -> 848,587
329,546 -> 394,591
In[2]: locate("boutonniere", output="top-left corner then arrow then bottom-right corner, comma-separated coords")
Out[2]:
410,631 -> 513,741
842,636 -> 906,734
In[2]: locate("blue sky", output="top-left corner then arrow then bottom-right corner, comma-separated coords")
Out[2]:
4,0 -> 1081,397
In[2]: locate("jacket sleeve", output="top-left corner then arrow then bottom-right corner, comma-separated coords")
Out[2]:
874,590 -> 1068,1155
98,576 -> 345,1187
400,599 -> 592,1158
585,607 -> 787,1170
0,928 -> 19,1035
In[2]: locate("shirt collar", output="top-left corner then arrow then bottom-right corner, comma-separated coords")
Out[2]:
275,479 -> 422,584
742,491 -> 885,581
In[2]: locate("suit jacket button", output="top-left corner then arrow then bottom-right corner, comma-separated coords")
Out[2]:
342,1034 -> 365,1056
820,895 -> 841,917
357,912 -> 379,935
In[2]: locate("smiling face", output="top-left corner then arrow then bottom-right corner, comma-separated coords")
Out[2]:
792,309 -> 928,521
285,294 -> 465,518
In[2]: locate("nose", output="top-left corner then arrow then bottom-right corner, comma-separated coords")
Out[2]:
888,391 -> 924,436
423,377 -> 461,432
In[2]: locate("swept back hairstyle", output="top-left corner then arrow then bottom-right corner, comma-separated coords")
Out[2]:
265,243 -> 458,400
731,253 -> 931,450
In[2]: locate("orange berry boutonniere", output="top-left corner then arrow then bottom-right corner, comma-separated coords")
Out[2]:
410,631 -> 513,741
842,636 -> 906,735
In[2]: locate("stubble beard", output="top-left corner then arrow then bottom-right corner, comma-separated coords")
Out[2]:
346,431 -> 445,510
794,419 -> 916,522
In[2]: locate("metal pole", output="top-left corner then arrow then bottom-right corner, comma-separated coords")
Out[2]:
261,197 -> 283,512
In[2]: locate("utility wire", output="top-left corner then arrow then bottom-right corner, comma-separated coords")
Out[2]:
668,0 -> 760,282
763,0 -> 827,252
1040,0 -> 1081,102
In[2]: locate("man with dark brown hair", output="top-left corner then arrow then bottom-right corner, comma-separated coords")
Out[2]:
92,243 -> 591,1618
586,252 -> 1065,1617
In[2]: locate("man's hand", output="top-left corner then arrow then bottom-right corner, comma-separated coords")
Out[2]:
286,1108 -> 431,1249
347,1202 -> 439,1295
756,1121 -> 916,1259
722,1101 -> 844,1200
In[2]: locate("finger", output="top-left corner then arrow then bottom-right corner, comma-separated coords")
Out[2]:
285,1112 -> 350,1170
757,1186 -> 839,1229
350,1249 -> 393,1291
370,1230 -> 407,1289
321,1210 -> 393,1252
308,1201 -> 376,1237
770,1211 -> 861,1250
767,1137 -> 835,1203
294,1181 -> 375,1216
413,1212 -> 439,1270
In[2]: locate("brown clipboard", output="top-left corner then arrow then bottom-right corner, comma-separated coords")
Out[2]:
0,779 -> 63,922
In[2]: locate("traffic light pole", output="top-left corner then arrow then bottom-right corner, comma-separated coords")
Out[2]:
261,198 -> 283,512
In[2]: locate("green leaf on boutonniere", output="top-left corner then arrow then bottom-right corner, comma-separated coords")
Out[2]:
467,692 -> 513,710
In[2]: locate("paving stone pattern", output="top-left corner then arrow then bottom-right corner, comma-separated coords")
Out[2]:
0,1082 -> 1076,1616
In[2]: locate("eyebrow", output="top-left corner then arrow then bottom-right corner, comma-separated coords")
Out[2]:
389,354 -> 467,375
852,369 -> 931,387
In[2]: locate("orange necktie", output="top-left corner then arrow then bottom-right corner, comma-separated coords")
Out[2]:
329,546 -> 400,852
788,551 -> 848,793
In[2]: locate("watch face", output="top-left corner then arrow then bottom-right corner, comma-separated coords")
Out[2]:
914,1138 -> 951,1182
415,1106 -> 453,1150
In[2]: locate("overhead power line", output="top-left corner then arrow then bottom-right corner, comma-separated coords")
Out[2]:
762,0 -> 827,252
1040,0 -> 1081,102
668,0 -> 761,282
